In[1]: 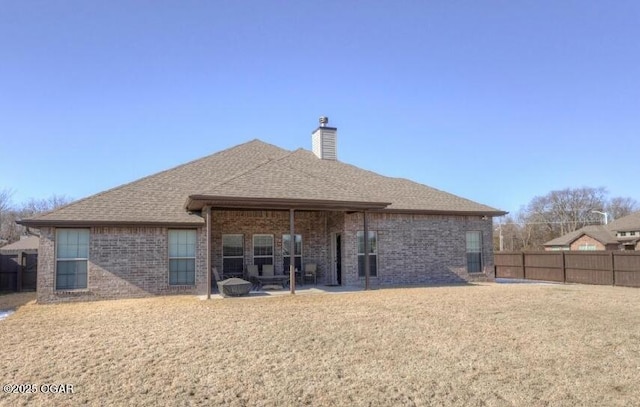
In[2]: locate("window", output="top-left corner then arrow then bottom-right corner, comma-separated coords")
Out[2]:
466,231 -> 482,273
222,234 -> 244,276
578,243 -> 597,251
56,229 -> 89,290
357,231 -> 377,277
169,230 -> 196,285
283,234 -> 302,271
619,232 -> 627,237
253,234 -> 274,271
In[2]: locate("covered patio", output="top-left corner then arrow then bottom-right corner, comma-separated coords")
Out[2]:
186,196 -> 391,298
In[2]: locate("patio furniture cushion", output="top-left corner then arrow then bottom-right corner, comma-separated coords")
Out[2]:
303,263 -> 317,285
262,264 -> 274,277
217,278 -> 252,297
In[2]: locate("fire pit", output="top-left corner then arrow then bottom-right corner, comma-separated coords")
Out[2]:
217,278 -> 252,297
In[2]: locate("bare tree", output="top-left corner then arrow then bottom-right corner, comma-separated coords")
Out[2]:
20,195 -> 72,218
526,187 -> 608,237
605,197 -> 639,222
0,188 -> 12,213
494,187 -> 639,251
0,193 -> 73,244
0,188 -> 15,244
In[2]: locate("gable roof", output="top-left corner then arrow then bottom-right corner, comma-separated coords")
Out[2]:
544,211 -> 640,247
543,225 -> 619,247
19,139 -> 506,227
607,211 -> 640,233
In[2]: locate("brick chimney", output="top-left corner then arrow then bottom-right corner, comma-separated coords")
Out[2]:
311,116 -> 337,160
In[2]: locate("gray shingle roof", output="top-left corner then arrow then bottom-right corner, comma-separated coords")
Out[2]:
607,211 -> 640,233
544,225 -> 620,247
20,139 -> 506,226
0,236 -> 39,252
544,211 -> 640,247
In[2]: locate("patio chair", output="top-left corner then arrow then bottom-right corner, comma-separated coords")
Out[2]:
212,267 -> 222,291
262,264 -> 274,277
246,265 -> 260,290
303,263 -> 317,285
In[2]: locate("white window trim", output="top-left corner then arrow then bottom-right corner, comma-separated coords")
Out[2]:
357,231 -> 378,278
222,234 -> 244,275
168,229 -> 197,286
466,231 -> 483,273
55,228 -> 90,291
253,234 -> 274,265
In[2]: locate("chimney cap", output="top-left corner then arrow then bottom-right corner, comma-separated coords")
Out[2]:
319,116 -> 329,127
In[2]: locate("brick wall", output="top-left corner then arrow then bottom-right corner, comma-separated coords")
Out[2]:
211,210 -> 330,282
37,211 -> 496,303
37,226 -> 206,303
569,235 -> 606,251
342,213 -> 494,287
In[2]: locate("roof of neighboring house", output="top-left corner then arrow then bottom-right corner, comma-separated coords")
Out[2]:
544,211 -> 640,247
543,225 -> 619,247
19,139 -> 506,227
607,211 -> 640,232
0,236 -> 39,253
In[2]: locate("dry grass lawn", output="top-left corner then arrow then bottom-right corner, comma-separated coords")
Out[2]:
1,283 -> 639,406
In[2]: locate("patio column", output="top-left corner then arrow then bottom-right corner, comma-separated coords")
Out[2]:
205,206 -> 212,300
363,210 -> 370,290
289,208 -> 296,294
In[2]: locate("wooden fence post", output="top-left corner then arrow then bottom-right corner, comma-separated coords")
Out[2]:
521,252 -> 526,280
611,251 -> 615,286
561,251 -> 566,284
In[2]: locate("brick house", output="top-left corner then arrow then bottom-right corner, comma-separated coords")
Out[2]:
20,118 -> 506,303
543,212 -> 640,251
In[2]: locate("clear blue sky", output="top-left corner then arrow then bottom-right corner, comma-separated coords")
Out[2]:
1,1 -> 639,214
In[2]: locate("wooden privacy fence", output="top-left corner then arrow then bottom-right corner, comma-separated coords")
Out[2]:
0,253 -> 37,292
495,251 -> 640,287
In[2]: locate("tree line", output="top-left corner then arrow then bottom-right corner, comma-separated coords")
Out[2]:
495,186 -> 638,251
0,188 -> 72,245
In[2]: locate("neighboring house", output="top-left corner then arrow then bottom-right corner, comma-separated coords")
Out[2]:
0,236 -> 39,254
608,211 -> 640,251
0,235 -> 39,292
544,211 -> 640,251
19,118 -> 506,303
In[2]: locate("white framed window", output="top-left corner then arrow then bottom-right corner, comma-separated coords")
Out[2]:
169,229 -> 196,285
253,234 -> 274,272
283,234 -> 302,271
578,243 -> 597,251
56,229 -> 89,290
222,234 -> 244,277
357,231 -> 377,277
466,231 -> 482,273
